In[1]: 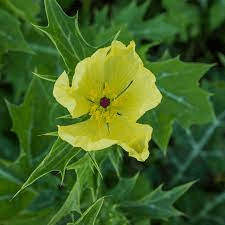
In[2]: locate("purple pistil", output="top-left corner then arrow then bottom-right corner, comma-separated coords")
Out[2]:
100,97 -> 110,108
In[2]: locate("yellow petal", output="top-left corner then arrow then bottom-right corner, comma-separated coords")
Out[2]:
59,116 -> 151,161
109,41 -> 142,65
112,67 -> 162,122
72,46 -> 110,102
58,118 -> 115,151
53,71 -> 90,118
109,117 -> 152,161
103,41 -> 143,98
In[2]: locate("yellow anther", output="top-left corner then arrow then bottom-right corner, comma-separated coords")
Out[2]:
89,104 -> 98,115
94,110 -> 101,119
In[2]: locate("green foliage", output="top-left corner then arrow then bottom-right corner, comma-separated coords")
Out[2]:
107,146 -> 123,178
2,52 -> 33,100
95,199 -> 130,225
163,79 -> 225,224
108,173 -> 139,202
14,138 -> 80,198
0,0 -> 40,22
140,58 -> 215,151
6,78 -> 56,173
0,159 -> 37,222
73,197 -> 104,225
35,0 -> 95,76
210,0 -> 225,30
0,9 -> 32,53
1,0 -> 225,224
120,181 -> 195,220
113,1 -> 178,42
48,156 -> 95,224
92,0 -> 178,43
4,210 -> 52,225
162,0 -> 199,41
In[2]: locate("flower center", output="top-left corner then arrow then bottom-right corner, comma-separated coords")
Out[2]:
100,97 -> 110,108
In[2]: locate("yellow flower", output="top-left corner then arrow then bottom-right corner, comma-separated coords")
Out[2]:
53,41 -> 162,161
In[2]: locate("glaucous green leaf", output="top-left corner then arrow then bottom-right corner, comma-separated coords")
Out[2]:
140,57 -> 215,151
35,0 -> 95,76
13,138 -> 80,198
168,111 -> 225,223
128,173 -> 153,201
107,146 -> 123,178
196,81 -> 225,174
108,173 -> 139,202
162,0 -> 199,41
6,77 -> 56,172
74,197 -> 104,225
120,181 -> 195,221
48,178 -> 81,225
168,123 -> 214,186
48,156 -> 94,225
166,79 -> 225,186
0,9 -> 32,53
0,0 -> 40,22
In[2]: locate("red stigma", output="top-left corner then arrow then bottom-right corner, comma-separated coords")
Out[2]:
100,97 -> 110,108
